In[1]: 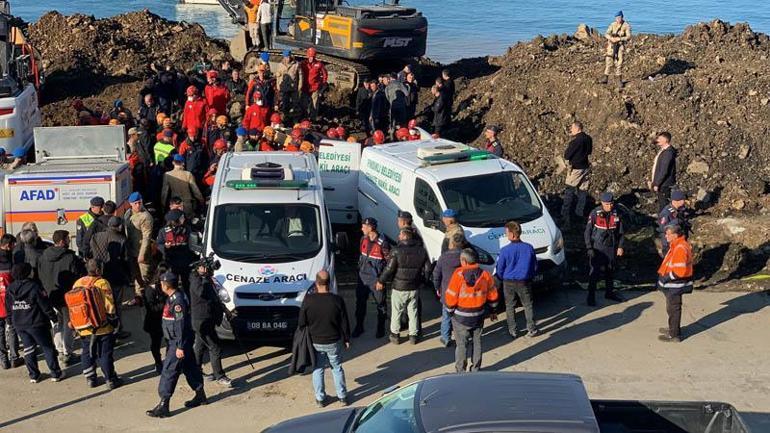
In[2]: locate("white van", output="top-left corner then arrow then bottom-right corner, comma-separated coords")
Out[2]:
319,138 -> 566,285
201,152 -> 343,341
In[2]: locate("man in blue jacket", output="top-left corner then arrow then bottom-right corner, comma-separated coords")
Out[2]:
495,221 -> 540,339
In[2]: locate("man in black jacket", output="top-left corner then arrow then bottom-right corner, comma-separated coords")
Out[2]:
370,80 -> 389,135
584,193 -> 625,306
431,82 -> 450,137
190,263 -> 232,388
561,121 -> 593,227
38,230 -> 85,366
156,210 -> 195,293
650,131 -> 677,211
355,79 -> 374,133
5,263 -> 63,382
377,227 -> 430,345
90,216 -> 131,339
298,270 -> 350,407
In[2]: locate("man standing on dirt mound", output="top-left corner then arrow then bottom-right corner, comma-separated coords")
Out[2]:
601,11 -> 631,89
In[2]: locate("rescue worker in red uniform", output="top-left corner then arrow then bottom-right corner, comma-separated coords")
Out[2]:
243,91 -> 271,132
584,192 -> 625,306
352,218 -> 391,339
299,48 -> 328,121
203,71 -> 230,117
364,130 -> 386,147
156,210 -> 196,294
203,140 -> 228,187
182,86 -> 208,133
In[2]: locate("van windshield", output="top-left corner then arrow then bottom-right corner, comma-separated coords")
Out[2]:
438,171 -> 543,228
212,204 -> 323,263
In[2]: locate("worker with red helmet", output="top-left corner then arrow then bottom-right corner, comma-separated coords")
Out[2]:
365,130 -> 386,147
395,127 -> 410,141
203,139 -> 228,187
299,48 -> 328,121
407,119 -> 421,141
270,112 -> 283,129
243,90 -> 271,132
326,128 -> 339,140
182,86 -> 208,133
204,71 -> 230,118
335,126 -> 347,141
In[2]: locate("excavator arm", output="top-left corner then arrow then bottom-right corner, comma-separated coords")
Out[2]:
217,0 -> 248,26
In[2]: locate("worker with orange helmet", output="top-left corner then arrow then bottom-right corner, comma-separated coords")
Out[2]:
207,115 -> 232,152
182,85 -> 208,133
204,70 -> 230,117
245,64 -> 275,110
242,90 -> 271,132
299,47 -> 328,121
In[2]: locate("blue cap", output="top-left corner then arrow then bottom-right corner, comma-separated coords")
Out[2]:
236,126 -> 247,136
163,129 -> 174,138
671,190 -> 686,201
114,99 -> 123,108
12,147 -> 25,158
615,10 -> 623,17
260,52 -> 270,62
600,192 -> 614,203
160,271 -> 179,284
442,209 -> 457,218
173,154 -> 185,163
248,128 -> 260,135
282,49 -> 291,57
128,191 -> 143,203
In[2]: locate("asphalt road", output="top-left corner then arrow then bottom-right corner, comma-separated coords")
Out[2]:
1,287 -> 769,433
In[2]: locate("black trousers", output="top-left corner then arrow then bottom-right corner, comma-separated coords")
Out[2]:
503,280 -> 536,336
657,185 -> 672,212
588,250 -> 616,297
193,321 -> 224,379
17,326 -> 61,380
663,291 -> 683,337
354,279 -> 387,325
81,333 -> 117,382
0,317 -> 20,363
158,340 -> 203,400
148,328 -> 164,369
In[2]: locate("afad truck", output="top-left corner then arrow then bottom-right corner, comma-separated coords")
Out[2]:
1,126 -> 130,249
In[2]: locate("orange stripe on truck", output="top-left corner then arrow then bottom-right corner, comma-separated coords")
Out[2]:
6,210 -> 86,223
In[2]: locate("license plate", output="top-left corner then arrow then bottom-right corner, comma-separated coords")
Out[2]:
247,321 -> 288,331
0,129 -> 14,138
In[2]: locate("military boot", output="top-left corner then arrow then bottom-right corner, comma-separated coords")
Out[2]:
146,398 -> 170,418
351,320 -> 364,338
375,315 -> 387,339
184,388 -> 208,408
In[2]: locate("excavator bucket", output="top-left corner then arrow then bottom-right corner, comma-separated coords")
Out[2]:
229,28 -> 251,67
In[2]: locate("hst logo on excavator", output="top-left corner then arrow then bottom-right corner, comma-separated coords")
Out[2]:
383,37 -> 411,48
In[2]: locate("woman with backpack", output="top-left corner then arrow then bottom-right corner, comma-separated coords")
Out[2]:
5,262 -> 63,383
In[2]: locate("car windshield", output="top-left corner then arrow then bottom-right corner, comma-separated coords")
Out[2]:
438,171 -> 543,228
354,383 -> 420,433
211,203 -> 322,263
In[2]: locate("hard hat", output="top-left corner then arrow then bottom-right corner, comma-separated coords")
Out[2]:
207,70 -> 219,80
300,141 -> 314,153
263,126 -> 275,137
156,112 -> 167,124
108,119 -> 119,126
216,115 -> 228,126
373,130 -> 385,144
186,85 -> 198,96
335,126 -> 346,137
291,128 -> 303,140
347,136 -> 357,143
300,119 -> 312,129
307,47 -> 317,57
213,139 -> 228,151
270,112 -> 282,124
396,127 -> 409,140
327,129 -> 339,139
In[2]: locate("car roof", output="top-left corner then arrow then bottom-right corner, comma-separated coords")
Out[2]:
211,152 -> 324,205
418,372 -> 600,433
365,139 -> 523,184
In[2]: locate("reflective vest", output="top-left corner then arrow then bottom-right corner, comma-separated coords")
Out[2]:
154,141 -> 175,165
78,212 -> 95,229
657,236 -> 693,293
444,265 -> 499,318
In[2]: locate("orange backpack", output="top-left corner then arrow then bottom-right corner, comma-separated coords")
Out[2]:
65,278 -> 109,332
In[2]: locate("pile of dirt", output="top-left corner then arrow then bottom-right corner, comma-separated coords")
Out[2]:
449,19 -> 770,217
27,10 -> 231,125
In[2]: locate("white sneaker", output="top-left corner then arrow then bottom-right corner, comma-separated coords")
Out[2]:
51,372 -> 65,382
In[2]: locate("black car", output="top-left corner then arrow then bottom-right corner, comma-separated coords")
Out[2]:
261,372 -> 601,433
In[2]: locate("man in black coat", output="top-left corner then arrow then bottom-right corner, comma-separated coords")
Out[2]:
355,79 -> 374,133
650,131 -> 677,211
370,80 -> 389,134
90,216 -> 131,339
561,121 -> 593,227
377,227 -> 430,345
38,230 -> 85,366
189,263 -> 232,388
431,83 -> 450,137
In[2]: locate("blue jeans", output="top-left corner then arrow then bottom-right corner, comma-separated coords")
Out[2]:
440,306 -> 453,342
312,342 -> 347,402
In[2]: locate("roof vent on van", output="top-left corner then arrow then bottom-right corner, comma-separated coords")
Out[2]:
241,162 -> 295,181
416,143 -> 469,159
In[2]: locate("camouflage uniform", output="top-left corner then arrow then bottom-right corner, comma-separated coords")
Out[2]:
604,20 -> 632,77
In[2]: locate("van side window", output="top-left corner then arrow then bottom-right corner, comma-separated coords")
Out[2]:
413,178 -> 442,221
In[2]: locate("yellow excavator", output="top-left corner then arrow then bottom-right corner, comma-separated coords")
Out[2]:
217,0 -> 428,89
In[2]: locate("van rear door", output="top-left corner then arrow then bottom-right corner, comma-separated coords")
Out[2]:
318,139 -> 361,224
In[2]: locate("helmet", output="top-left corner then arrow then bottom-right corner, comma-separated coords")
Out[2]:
207,108 -> 218,117
326,129 -> 339,139
216,115 -> 228,126
335,126 -> 346,137
186,85 -> 198,96
396,127 -> 409,140
270,113 -> 282,124
373,130 -> 385,144
213,139 -> 228,151
300,141 -> 314,153
291,128 -> 303,140
307,47 -> 317,57
263,126 -> 275,138
108,119 -> 119,126
156,112 -> 167,125
207,70 -> 218,80
407,119 -> 417,129
347,136 -> 357,143
300,119 -> 312,129
253,91 -> 263,101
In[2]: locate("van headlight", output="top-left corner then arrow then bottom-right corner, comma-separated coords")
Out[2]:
551,231 -> 564,256
214,278 -> 231,304
474,246 -> 495,265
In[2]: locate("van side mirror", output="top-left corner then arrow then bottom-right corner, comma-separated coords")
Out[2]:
422,209 -> 441,230
189,232 -> 203,255
425,219 -> 441,230
334,232 -> 349,253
